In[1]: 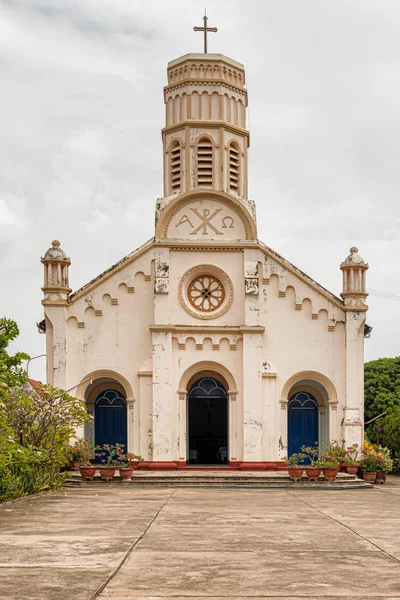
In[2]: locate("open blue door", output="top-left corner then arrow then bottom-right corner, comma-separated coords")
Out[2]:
95,390 -> 127,451
288,392 -> 318,458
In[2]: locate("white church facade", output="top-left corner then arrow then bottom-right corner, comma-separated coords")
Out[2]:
40,50 -> 369,470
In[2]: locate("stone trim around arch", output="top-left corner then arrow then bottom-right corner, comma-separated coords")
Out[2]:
178,361 -> 237,395
76,369 -> 135,403
280,371 -> 338,405
155,189 -> 257,241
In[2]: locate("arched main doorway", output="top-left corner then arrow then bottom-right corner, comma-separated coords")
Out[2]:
187,377 -> 228,465
94,389 -> 127,450
288,391 -> 319,458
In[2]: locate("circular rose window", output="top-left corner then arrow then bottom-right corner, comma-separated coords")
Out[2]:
188,275 -> 225,313
179,265 -> 233,320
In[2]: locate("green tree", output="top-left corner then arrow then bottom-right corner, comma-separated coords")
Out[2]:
0,318 -> 29,398
4,383 -> 90,464
364,357 -> 400,421
380,407 -> 400,456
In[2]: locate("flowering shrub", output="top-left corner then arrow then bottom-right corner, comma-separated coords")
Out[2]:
323,440 -> 347,464
360,449 -> 382,472
317,456 -> 340,468
0,318 -> 91,502
69,438 -> 94,466
4,384 -> 89,466
0,438 -> 66,502
301,444 -> 319,466
95,443 -> 143,468
284,453 -> 306,467
95,443 -> 125,467
344,443 -> 360,465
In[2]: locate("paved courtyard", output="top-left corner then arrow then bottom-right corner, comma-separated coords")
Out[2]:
1,478 -> 400,599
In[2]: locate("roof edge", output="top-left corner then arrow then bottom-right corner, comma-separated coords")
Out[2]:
257,240 -> 344,309
68,237 -> 155,303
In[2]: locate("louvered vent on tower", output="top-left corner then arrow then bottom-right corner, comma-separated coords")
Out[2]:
170,142 -> 181,193
197,139 -> 213,188
229,143 -> 240,193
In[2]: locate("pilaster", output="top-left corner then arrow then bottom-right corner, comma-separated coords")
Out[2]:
152,331 -> 174,461
242,331 -> 263,461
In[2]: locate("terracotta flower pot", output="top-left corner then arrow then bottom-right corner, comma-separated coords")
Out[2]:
79,466 -> 96,481
322,467 -> 339,481
99,467 -> 116,481
305,467 -> 321,481
375,471 -> 386,484
287,468 -> 304,481
69,460 -> 80,471
362,471 -> 376,483
120,468 -> 134,480
129,459 -> 140,470
346,465 -> 359,476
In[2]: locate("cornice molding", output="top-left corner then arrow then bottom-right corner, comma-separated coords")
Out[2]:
162,120 -> 250,146
164,79 -> 248,100
150,324 -> 265,334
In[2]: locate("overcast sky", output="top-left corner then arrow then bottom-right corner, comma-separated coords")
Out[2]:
1,0 -> 399,382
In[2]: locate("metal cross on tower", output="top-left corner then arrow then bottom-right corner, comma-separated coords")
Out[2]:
193,10 -> 218,54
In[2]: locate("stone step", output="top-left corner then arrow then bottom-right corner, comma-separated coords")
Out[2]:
65,473 -> 372,489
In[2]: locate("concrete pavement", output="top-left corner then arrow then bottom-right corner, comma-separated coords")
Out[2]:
1,477 -> 400,599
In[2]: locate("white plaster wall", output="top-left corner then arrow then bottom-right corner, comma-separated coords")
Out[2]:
169,250 -> 245,326
64,250 -> 154,400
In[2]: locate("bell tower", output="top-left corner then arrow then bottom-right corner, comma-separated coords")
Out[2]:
162,49 -> 249,199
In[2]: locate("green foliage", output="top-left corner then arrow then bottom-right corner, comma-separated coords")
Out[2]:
364,356 -> 400,425
379,407 -> 400,456
4,383 -> 90,465
0,318 -> 29,399
364,357 -> 400,467
300,444 -> 319,466
0,441 -> 66,502
284,453 -> 306,467
70,438 -> 94,466
321,440 -> 346,464
0,318 -> 89,502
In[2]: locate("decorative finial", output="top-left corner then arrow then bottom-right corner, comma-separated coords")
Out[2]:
350,246 -> 358,254
193,10 -> 218,53
52,240 -> 61,248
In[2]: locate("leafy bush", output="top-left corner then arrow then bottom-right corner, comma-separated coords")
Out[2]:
4,383 -> 89,466
0,439 -> 66,502
0,317 -> 89,502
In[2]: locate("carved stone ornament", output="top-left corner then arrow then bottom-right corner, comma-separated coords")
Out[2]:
154,260 -> 169,294
179,265 -> 233,320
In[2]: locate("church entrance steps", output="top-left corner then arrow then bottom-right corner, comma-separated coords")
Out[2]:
65,470 -> 372,490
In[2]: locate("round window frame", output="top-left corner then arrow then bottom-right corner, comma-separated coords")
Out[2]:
179,265 -> 233,320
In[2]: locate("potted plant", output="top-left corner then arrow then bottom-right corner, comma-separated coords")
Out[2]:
115,446 -> 142,480
285,453 -> 306,481
67,444 -> 81,471
344,443 -> 360,475
375,447 -> 393,484
301,444 -> 321,481
360,449 -> 380,483
324,440 -> 347,471
95,443 -> 123,480
78,438 -> 96,480
318,456 -> 340,481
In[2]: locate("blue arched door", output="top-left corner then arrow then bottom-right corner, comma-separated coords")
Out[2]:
288,391 -> 318,458
95,389 -> 127,450
188,377 -> 228,465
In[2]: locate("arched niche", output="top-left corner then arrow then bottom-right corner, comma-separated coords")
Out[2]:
156,189 -> 257,241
